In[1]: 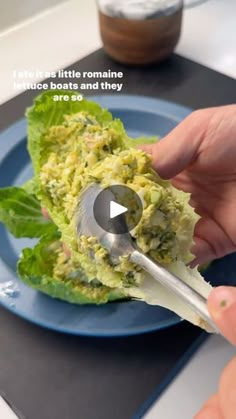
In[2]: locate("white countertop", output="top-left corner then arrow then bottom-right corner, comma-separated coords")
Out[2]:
0,396 -> 19,419
0,1 -> 236,418
144,335 -> 236,419
0,0 -> 236,105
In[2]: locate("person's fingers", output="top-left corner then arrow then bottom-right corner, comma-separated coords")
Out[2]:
219,357 -> 236,419
194,405 -> 223,419
140,110 -> 209,179
190,236 -> 214,267
194,394 -> 223,419
195,357 -> 236,419
207,286 -> 236,345
193,217 -> 235,261
189,215 -> 233,267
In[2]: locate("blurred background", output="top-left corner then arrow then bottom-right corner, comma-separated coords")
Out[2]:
0,0 -> 66,31
0,0 -> 235,104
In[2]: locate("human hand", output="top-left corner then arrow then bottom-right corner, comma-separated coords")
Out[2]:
141,105 -> 236,266
195,286 -> 236,419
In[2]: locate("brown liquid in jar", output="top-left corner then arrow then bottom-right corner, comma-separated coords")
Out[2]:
99,7 -> 183,65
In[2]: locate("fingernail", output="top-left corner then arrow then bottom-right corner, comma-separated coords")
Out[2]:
208,287 -> 236,345
208,286 -> 236,318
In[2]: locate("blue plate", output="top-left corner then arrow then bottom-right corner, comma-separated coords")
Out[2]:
0,95 -> 234,337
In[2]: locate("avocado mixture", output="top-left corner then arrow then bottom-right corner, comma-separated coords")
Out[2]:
38,110 -> 197,293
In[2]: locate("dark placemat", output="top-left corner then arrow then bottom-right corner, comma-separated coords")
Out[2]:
0,308 -> 202,419
0,50 -> 235,132
0,49 -> 235,419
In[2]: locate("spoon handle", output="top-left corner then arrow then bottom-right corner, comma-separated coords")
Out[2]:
130,249 -> 219,334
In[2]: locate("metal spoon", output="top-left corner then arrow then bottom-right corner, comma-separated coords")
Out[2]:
76,183 -> 219,334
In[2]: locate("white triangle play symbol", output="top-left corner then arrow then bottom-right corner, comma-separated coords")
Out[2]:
110,201 -> 128,219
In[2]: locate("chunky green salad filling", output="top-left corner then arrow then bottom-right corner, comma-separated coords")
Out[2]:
0,90 -> 212,330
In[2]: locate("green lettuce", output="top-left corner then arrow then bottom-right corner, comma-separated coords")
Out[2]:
126,136 -> 158,147
0,183 -> 123,304
0,186 -> 56,238
18,231 -> 125,304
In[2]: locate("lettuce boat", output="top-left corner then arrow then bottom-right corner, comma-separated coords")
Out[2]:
0,90 -> 212,329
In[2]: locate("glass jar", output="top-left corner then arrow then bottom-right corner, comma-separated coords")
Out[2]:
97,0 -> 183,65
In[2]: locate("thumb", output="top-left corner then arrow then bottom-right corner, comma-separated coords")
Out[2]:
140,110 -> 207,179
219,357 -> 236,419
207,286 -> 236,346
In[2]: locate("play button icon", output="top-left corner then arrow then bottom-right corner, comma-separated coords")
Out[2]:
110,201 -> 127,219
93,185 -> 143,234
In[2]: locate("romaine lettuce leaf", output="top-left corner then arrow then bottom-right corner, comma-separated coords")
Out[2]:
128,261 -> 212,330
0,186 -> 56,238
126,136 -> 158,148
18,232 -> 125,304
22,177 -> 38,195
